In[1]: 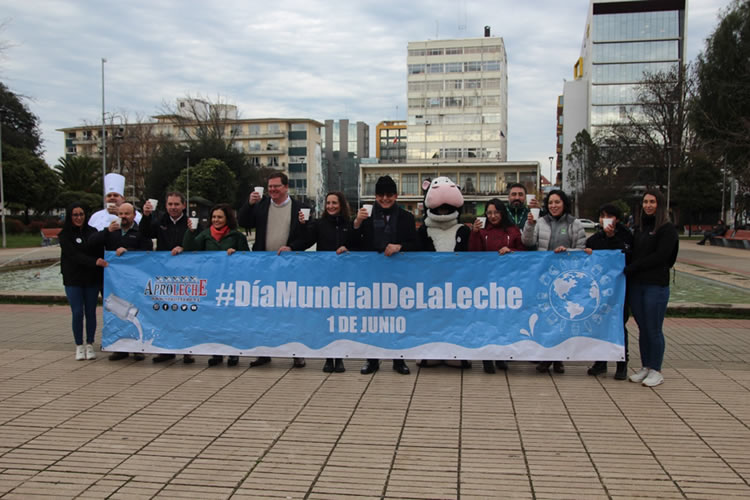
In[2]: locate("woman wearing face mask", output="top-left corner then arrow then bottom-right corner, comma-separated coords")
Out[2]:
625,189 -> 678,387
59,203 -> 108,360
179,203 -> 249,367
469,198 -> 525,374
522,189 -> 586,375
291,191 -> 356,373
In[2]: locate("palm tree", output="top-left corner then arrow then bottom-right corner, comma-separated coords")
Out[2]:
54,156 -> 102,210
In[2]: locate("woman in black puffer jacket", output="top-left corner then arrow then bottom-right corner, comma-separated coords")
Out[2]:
59,203 -> 107,361
291,191 -> 356,373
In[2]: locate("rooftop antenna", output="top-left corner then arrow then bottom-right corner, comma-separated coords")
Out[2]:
458,0 -> 467,32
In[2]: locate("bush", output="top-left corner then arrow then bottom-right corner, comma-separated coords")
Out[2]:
27,220 -> 45,234
4,219 -> 25,234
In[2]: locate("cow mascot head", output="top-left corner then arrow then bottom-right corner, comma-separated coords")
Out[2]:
419,176 -> 468,252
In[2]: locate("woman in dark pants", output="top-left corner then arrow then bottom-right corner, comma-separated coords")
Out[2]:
59,203 -> 107,360
291,191 -> 356,373
178,204 -> 249,367
468,198 -> 525,373
584,203 -> 633,380
625,190 -> 678,387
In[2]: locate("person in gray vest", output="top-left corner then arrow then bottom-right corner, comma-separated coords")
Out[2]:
238,172 -> 306,368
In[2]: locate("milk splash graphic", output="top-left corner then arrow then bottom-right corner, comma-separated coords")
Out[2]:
104,294 -> 143,342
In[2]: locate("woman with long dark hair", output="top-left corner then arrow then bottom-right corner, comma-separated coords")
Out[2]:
522,189 -> 586,375
291,191 -> 355,373
179,203 -> 249,367
59,203 -> 107,360
625,189 -> 678,387
469,198 -> 525,373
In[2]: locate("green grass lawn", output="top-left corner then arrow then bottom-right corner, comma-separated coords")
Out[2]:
2,234 -> 48,248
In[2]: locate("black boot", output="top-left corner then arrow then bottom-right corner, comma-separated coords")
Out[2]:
614,361 -> 628,380
323,358 -> 334,373
495,360 -> 508,371
553,361 -> 565,374
360,359 -> 379,374
483,360 -> 496,374
392,359 -> 410,375
250,356 -> 271,367
227,356 -> 239,366
334,358 -> 345,373
208,355 -> 223,366
587,361 -> 607,376
536,361 -> 551,373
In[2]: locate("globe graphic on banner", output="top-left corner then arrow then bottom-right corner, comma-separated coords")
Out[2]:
549,271 -> 600,321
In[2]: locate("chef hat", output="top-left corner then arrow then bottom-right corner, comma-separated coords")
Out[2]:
104,173 -> 125,197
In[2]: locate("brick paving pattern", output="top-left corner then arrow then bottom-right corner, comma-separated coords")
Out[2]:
0,305 -> 748,499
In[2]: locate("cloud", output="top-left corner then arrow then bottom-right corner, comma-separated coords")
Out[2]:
0,0 -> 735,177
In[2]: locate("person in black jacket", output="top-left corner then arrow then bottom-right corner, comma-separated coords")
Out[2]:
94,202 -> 153,361
625,190 -> 678,388
60,203 -> 108,361
292,191 -> 356,373
352,176 -> 417,375
140,191 -> 194,364
238,172 -> 307,368
584,203 -> 633,380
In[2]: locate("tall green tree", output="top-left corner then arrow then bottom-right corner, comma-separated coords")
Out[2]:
54,156 -> 102,212
172,158 -> 237,206
692,0 -> 750,218
4,146 -> 60,222
0,82 -> 43,155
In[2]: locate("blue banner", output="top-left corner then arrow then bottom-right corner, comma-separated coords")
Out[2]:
102,250 -> 626,361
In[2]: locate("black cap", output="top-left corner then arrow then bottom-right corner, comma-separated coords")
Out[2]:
375,176 -> 397,195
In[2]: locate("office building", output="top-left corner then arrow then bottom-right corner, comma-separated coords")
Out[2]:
406,30 -> 508,162
322,119 -> 369,203
376,120 -> 407,163
561,0 -> 686,193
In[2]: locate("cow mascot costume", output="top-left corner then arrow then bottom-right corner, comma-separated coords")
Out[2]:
417,176 -> 471,368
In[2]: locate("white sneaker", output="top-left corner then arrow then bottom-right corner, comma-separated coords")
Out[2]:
75,345 -> 85,361
85,344 -> 96,360
629,367 -> 649,383
642,369 -> 664,387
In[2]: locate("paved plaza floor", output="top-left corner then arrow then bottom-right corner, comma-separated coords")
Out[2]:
0,304 -> 748,499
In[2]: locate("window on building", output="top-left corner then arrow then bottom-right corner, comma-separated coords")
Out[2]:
250,157 -> 260,166
291,123 -> 306,131
426,97 -> 442,108
460,173 -> 477,194
408,49 -> 426,57
479,173 -> 496,193
401,174 -> 419,195
408,98 -> 424,109
268,157 -> 279,167
266,140 -> 280,151
426,80 -> 444,91
409,64 -> 426,74
519,171 -> 537,193
482,60 -> 501,71
464,79 -> 481,89
445,47 -> 463,55
427,48 -> 443,56
427,63 -> 444,73
267,123 -> 281,134
408,81 -> 425,92
445,62 -> 463,73
464,61 -> 482,72
67,132 -> 76,139
248,141 -> 261,151
483,78 -> 501,89
249,124 -> 260,135
445,79 -> 462,89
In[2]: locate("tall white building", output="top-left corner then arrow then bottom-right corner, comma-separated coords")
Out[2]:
561,0 -> 687,193
406,31 -> 508,162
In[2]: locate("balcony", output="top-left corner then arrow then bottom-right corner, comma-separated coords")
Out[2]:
234,131 -> 286,140
246,148 -> 287,156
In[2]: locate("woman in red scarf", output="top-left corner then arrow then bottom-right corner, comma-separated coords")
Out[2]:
178,203 -> 249,367
468,198 -> 525,374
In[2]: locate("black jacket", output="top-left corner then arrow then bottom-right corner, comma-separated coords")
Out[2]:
625,217 -> 679,286
290,213 -> 356,251
139,211 -> 188,251
59,225 -> 104,287
94,223 -> 154,252
585,222 -> 633,262
352,204 -> 418,252
238,196 -> 304,251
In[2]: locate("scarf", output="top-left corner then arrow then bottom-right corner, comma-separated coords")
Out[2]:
210,224 -> 230,242
372,204 -> 399,252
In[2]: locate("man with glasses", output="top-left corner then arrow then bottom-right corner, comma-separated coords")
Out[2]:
238,172 -> 306,368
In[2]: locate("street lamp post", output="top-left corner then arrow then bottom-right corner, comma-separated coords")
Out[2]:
548,156 -> 554,186
0,113 -> 5,248
101,57 -> 107,207
185,147 -> 190,216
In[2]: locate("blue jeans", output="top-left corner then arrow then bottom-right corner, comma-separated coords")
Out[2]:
65,286 -> 99,345
628,283 -> 669,371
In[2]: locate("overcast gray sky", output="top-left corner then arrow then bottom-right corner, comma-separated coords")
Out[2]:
1,0 -> 733,181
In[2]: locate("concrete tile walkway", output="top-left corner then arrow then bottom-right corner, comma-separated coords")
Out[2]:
0,305 -> 749,499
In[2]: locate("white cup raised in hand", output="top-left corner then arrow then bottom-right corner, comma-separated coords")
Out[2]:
254,187 -> 264,196
478,217 -> 487,229
603,218 -> 614,230
189,217 -> 199,229
147,198 -> 158,210
106,202 -> 116,211
526,194 -> 536,204
115,217 -> 122,227
300,208 -> 311,221
530,208 -> 541,220
363,204 -> 373,217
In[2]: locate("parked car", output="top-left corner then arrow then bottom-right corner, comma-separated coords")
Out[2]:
577,218 -> 597,230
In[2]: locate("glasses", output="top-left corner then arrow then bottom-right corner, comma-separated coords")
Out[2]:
268,184 -> 284,189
